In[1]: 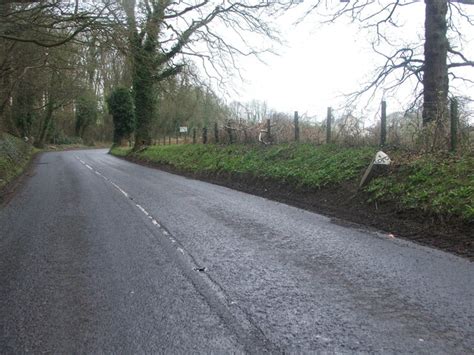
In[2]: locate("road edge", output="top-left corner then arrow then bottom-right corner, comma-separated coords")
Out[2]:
109,151 -> 473,261
0,150 -> 41,207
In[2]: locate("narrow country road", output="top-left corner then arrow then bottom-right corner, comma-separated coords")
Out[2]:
1,149 -> 473,353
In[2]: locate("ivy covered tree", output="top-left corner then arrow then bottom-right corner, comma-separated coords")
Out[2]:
107,88 -> 135,146
75,91 -> 98,139
107,0 -> 291,150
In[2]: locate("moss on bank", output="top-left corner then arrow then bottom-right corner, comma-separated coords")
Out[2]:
0,133 -> 35,190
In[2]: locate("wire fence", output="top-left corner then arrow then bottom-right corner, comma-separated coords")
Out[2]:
152,99 -> 474,152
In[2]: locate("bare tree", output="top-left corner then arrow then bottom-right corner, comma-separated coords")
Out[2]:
105,0 -> 292,149
304,0 -> 474,145
0,0 -> 113,134
0,1 -> 110,48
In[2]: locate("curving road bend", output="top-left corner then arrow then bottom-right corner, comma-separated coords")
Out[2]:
0,149 -> 473,353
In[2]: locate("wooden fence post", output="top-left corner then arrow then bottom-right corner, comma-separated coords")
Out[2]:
326,107 -> 332,144
294,111 -> 300,142
214,122 -> 219,143
450,97 -> 458,152
266,118 -> 271,143
227,123 -> 233,144
380,100 -> 387,147
202,127 -> 207,144
168,136 -> 171,145
193,128 -> 196,144
176,131 -> 179,145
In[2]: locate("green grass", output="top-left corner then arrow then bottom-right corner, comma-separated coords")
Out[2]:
366,153 -> 474,222
110,146 -> 130,157
111,143 -> 474,224
111,144 -> 376,188
0,133 -> 34,189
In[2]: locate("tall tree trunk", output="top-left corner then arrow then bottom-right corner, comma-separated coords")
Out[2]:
123,0 -> 164,151
0,40 -> 19,136
37,71 -> 58,147
422,0 -> 449,125
0,2 -> 9,133
132,47 -> 156,149
37,97 -> 54,147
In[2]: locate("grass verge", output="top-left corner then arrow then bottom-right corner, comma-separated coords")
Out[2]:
367,152 -> 474,223
111,144 -> 473,225
112,144 -> 376,188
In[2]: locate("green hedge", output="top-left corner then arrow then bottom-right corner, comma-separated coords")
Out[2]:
0,133 -> 33,189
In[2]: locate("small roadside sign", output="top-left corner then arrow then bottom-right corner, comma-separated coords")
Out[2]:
179,127 -> 188,133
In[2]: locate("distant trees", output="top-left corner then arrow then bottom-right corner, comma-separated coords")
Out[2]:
2,0 -> 470,151
75,91 -> 98,139
0,0 -> 109,130
105,0 -> 290,150
107,88 -> 135,146
0,0 -> 115,145
155,71 -> 228,136
0,0 -> 291,148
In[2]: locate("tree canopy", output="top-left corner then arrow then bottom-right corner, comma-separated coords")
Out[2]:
0,0 -> 472,151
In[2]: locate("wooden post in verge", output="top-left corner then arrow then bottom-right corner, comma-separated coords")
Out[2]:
226,123 -> 233,144
450,98 -> 458,152
214,122 -> 219,143
326,107 -> 332,144
192,128 -> 196,144
294,111 -> 300,142
202,127 -> 207,144
266,118 -> 271,144
380,100 -> 387,147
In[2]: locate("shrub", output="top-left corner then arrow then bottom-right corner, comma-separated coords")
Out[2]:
107,88 -> 135,145
75,91 -> 98,138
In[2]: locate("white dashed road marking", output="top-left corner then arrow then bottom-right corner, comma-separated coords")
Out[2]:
75,156 -> 175,248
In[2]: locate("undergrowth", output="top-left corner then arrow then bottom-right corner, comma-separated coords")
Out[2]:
111,144 -> 376,188
367,153 -> 474,223
0,133 -> 34,189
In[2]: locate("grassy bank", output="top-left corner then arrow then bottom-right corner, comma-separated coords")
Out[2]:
368,153 -> 474,222
111,144 -> 474,224
0,133 -> 35,190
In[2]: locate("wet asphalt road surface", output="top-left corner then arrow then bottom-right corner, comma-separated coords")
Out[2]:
1,149 -> 473,353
